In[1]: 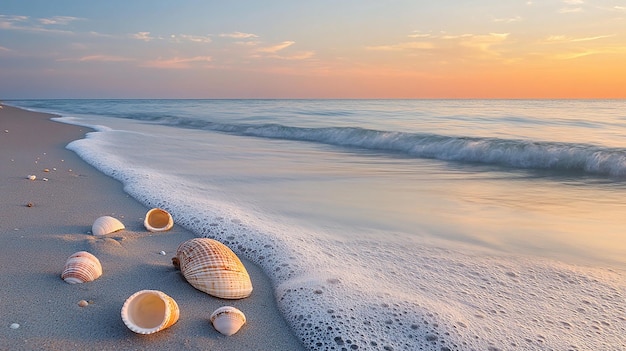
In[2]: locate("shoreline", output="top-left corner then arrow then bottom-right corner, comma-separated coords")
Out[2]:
0,104 -> 305,350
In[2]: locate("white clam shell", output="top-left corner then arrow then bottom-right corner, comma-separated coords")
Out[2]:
61,251 -> 103,284
144,208 -> 174,232
92,215 -> 125,236
210,306 -> 246,336
173,238 -> 253,299
121,290 -> 179,334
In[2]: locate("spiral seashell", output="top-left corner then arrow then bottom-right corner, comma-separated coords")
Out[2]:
173,238 -> 253,299
92,215 -> 125,236
144,208 -> 174,232
210,306 -> 246,336
121,290 -> 179,334
61,251 -> 103,284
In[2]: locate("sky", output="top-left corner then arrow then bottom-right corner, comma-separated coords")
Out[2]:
0,0 -> 625,99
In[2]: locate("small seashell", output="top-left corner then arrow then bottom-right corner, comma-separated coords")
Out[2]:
92,216 -> 125,236
210,306 -> 246,336
78,300 -> 89,307
42,178 -> 49,182
121,290 -> 179,334
159,251 -> 166,256
10,323 -> 19,329
27,175 -> 36,181
43,168 -> 50,172
173,238 -> 253,299
61,251 -> 103,284
26,202 -> 33,208
144,208 -> 174,232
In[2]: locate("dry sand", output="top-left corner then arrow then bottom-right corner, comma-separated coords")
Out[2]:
0,104 -> 305,350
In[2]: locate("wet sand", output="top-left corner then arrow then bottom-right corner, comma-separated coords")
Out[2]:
0,103 -> 305,351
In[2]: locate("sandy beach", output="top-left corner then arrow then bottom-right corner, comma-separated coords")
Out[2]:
0,104 -> 305,351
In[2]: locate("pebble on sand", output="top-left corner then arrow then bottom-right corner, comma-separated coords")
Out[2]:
78,300 -> 89,307
10,323 -> 20,329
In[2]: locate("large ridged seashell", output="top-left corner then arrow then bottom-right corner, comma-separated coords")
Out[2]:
210,306 -> 246,336
173,238 -> 253,299
121,290 -> 179,334
92,215 -> 125,236
144,208 -> 174,232
61,251 -> 103,284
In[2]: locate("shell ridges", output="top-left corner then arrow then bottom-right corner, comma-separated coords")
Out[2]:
174,238 -> 253,299
61,251 -> 103,284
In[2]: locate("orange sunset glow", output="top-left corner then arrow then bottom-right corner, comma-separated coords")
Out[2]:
1,1 -> 625,98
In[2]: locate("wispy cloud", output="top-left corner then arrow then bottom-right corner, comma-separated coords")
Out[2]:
367,32 -> 509,58
407,31 -> 432,38
141,56 -> 212,69
132,32 -> 213,43
38,16 -> 82,25
57,55 -> 134,62
545,34 -> 615,42
559,0 -> 585,13
559,7 -> 583,13
0,14 -> 28,26
273,51 -> 315,60
171,34 -> 212,43
493,16 -> 522,23
553,50 -> 600,60
250,41 -> 314,60
366,42 -> 435,51
132,31 -> 154,42
0,14 -> 76,35
256,41 -> 295,53
220,31 -> 258,39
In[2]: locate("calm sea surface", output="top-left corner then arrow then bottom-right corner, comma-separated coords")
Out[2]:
8,99 -> 626,350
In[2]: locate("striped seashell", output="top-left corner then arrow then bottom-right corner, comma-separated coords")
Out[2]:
121,290 -> 179,334
61,251 -> 103,284
92,215 -> 125,236
173,238 -> 253,299
144,208 -> 174,232
210,306 -> 246,336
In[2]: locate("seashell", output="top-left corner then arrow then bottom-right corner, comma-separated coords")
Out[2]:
92,215 -> 125,236
173,238 -> 253,299
121,290 -> 179,334
144,208 -> 174,232
61,251 -> 103,284
27,175 -> 36,181
210,306 -> 246,336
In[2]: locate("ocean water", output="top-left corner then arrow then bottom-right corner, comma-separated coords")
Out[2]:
7,99 -> 626,350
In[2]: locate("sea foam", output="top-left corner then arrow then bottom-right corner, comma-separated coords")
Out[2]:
65,129 -> 626,350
